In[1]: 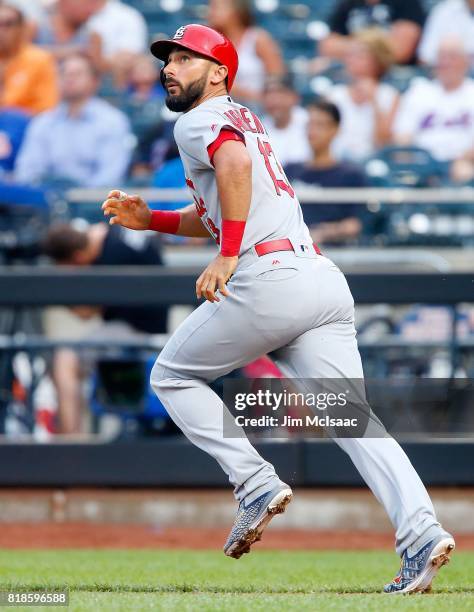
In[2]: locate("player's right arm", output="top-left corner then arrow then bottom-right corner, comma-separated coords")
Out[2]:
101,191 -> 210,237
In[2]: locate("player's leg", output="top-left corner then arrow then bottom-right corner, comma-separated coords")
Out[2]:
150,255 -> 315,557
272,257 -> 450,557
149,258 -> 304,504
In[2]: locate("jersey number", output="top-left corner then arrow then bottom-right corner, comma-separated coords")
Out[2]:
257,138 -> 295,198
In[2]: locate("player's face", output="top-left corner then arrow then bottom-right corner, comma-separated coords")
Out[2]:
163,49 -> 212,112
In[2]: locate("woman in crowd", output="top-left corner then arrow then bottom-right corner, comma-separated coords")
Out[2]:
207,0 -> 285,107
327,29 -> 398,161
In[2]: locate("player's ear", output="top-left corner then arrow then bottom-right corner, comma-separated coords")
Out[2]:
209,63 -> 228,88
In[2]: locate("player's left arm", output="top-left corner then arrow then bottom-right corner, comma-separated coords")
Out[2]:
195,139 -> 252,303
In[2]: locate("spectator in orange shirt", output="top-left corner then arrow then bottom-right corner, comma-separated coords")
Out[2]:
0,2 -> 59,115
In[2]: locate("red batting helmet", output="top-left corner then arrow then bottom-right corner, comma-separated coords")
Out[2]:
150,24 -> 239,91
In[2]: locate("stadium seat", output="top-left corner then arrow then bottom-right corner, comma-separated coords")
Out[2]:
385,66 -> 433,93
365,146 -> 449,188
280,0 -> 333,20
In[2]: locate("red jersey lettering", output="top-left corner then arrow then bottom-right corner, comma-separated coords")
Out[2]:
251,112 -> 266,134
223,110 -> 247,132
240,108 -> 257,133
257,138 -> 295,198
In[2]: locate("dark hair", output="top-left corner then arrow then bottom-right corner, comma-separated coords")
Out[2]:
0,1 -> 24,24
308,99 -> 341,125
232,0 -> 255,28
42,224 -> 88,263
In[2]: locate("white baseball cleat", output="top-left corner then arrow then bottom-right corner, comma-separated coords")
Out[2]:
223,484 -> 293,559
384,534 -> 455,594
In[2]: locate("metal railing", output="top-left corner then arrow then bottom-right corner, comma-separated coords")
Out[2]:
65,186 -> 474,205
0,267 -> 472,305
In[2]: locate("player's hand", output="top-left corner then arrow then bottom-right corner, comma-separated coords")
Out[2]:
196,254 -> 238,303
101,190 -> 152,230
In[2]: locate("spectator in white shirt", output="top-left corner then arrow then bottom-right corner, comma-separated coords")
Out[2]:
327,29 -> 398,161
418,0 -> 474,66
394,36 -> 474,181
261,75 -> 311,167
87,0 -> 147,87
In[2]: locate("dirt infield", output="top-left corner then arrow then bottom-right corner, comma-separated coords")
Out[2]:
1,488 -> 473,550
1,524 -> 474,550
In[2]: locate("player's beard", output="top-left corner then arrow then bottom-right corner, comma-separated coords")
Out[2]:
165,74 -> 208,112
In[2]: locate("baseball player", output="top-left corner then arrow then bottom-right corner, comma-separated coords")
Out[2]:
102,24 -> 454,593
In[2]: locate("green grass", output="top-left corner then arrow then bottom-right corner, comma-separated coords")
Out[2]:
0,549 -> 472,611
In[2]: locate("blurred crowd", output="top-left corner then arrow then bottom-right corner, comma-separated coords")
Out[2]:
0,1 -> 473,219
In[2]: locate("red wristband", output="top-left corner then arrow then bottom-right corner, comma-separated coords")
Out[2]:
148,210 -> 181,234
220,219 -> 246,257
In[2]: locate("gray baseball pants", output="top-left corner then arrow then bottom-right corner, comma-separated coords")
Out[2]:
151,247 -> 445,555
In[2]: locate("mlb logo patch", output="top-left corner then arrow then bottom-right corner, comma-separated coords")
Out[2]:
173,26 -> 186,40
300,244 -> 310,253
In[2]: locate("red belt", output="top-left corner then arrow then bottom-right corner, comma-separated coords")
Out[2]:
255,238 -> 322,257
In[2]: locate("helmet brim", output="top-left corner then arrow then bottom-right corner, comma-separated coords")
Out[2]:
150,39 -> 217,65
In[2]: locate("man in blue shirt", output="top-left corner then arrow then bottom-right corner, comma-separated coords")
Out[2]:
285,99 -> 368,245
14,52 -> 133,188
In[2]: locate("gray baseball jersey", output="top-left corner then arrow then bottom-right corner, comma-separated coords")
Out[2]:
151,95 -> 445,557
173,95 -> 312,254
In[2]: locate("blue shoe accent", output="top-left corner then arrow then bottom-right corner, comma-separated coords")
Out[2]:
384,534 -> 455,594
223,484 -> 292,559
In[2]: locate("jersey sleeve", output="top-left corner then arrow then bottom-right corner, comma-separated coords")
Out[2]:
207,129 -> 245,166
175,109 -> 246,170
